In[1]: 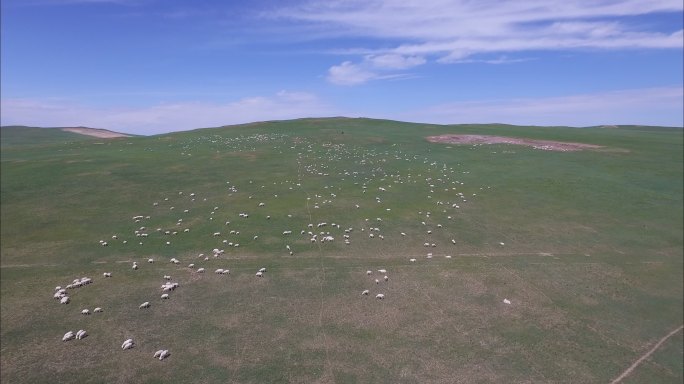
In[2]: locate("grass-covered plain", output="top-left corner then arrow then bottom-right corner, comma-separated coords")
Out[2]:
1,118 -> 682,383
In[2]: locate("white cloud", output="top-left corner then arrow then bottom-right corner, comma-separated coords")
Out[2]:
365,54 -> 426,69
276,0 -> 683,61
0,91 -> 337,135
326,61 -> 377,85
326,54 -> 425,85
399,86 -> 684,127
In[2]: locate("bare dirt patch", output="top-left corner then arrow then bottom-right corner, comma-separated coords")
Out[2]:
61,127 -> 131,138
427,134 -> 603,152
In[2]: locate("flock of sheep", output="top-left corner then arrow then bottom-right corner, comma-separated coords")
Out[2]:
57,132 -> 516,363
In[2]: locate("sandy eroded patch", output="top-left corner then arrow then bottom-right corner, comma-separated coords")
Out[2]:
426,134 -> 603,152
61,127 -> 131,138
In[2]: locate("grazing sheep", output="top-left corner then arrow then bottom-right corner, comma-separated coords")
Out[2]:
153,350 -> 163,358
378,269 -> 387,274
256,271 -> 263,277
139,302 -> 150,309
375,279 -> 380,284
76,330 -> 87,340
132,263 -> 138,270
214,269 -> 224,274
503,299 -> 511,305
63,331 -> 75,341
221,269 -> 230,274
122,340 -> 134,350
163,275 -> 171,280
161,294 -> 169,299
188,263 -> 195,268
81,309 -> 90,315
196,268 -> 205,273
103,272 -> 112,277
259,268 -> 266,273
445,255 -> 452,259
376,294 -> 385,299
158,350 -> 170,360
410,258 -> 416,262
499,242 -> 505,246
94,307 -> 103,313
148,258 -> 154,263
384,275 -> 389,281
366,270 -> 372,275
361,290 -> 370,295
55,286 -> 62,291
60,296 -> 70,304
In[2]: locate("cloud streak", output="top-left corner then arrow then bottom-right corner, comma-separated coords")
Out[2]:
400,86 -> 684,127
0,91 -> 338,135
277,0 -> 683,62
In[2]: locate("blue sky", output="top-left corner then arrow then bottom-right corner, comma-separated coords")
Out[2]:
1,0 -> 682,134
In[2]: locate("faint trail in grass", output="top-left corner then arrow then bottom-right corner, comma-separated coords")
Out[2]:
609,324 -> 683,384
298,155 -> 332,381
500,265 -> 554,303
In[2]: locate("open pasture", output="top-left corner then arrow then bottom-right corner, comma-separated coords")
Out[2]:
1,118 -> 682,383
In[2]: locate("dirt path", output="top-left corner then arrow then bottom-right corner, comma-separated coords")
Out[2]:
609,324 -> 683,384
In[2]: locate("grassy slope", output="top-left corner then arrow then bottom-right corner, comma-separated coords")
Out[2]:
1,118 -> 682,383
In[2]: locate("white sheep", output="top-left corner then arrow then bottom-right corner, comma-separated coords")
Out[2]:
76,329 -> 87,340
60,296 -> 70,304
255,271 -> 263,277
384,275 -> 389,281
375,279 -> 380,284
376,294 -> 385,299
378,269 -> 387,274
132,263 -> 138,270
361,290 -> 370,295
163,275 -> 171,280
214,269 -> 224,274
158,350 -> 170,360
161,294 -> 169,299
188,263 -> 195,268
122,339 -> 134,350
139,302 -> 150,309
153,350 -> 163,358
62,331 -> 75,341
410,258 -> 416,262
221,269 -> 230,274
103,272 -> 112,277
366,270 -> 372,275
259,267 -> 266,273
503,299 -> 511,305
197,268 -> 205,273
81,309 -> 90,315
94,307 -> 103,313
148,258 -> 154,263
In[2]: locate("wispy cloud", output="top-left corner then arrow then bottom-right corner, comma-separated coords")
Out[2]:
275,0 -> 683,63
0,91 -> 338,135
400,86 -> 684,127
326,54 -> 424,85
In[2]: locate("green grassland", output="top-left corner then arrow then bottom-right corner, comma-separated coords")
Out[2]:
1,118 -> 682,383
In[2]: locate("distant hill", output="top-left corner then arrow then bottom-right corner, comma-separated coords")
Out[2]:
0,126 -> 132,148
